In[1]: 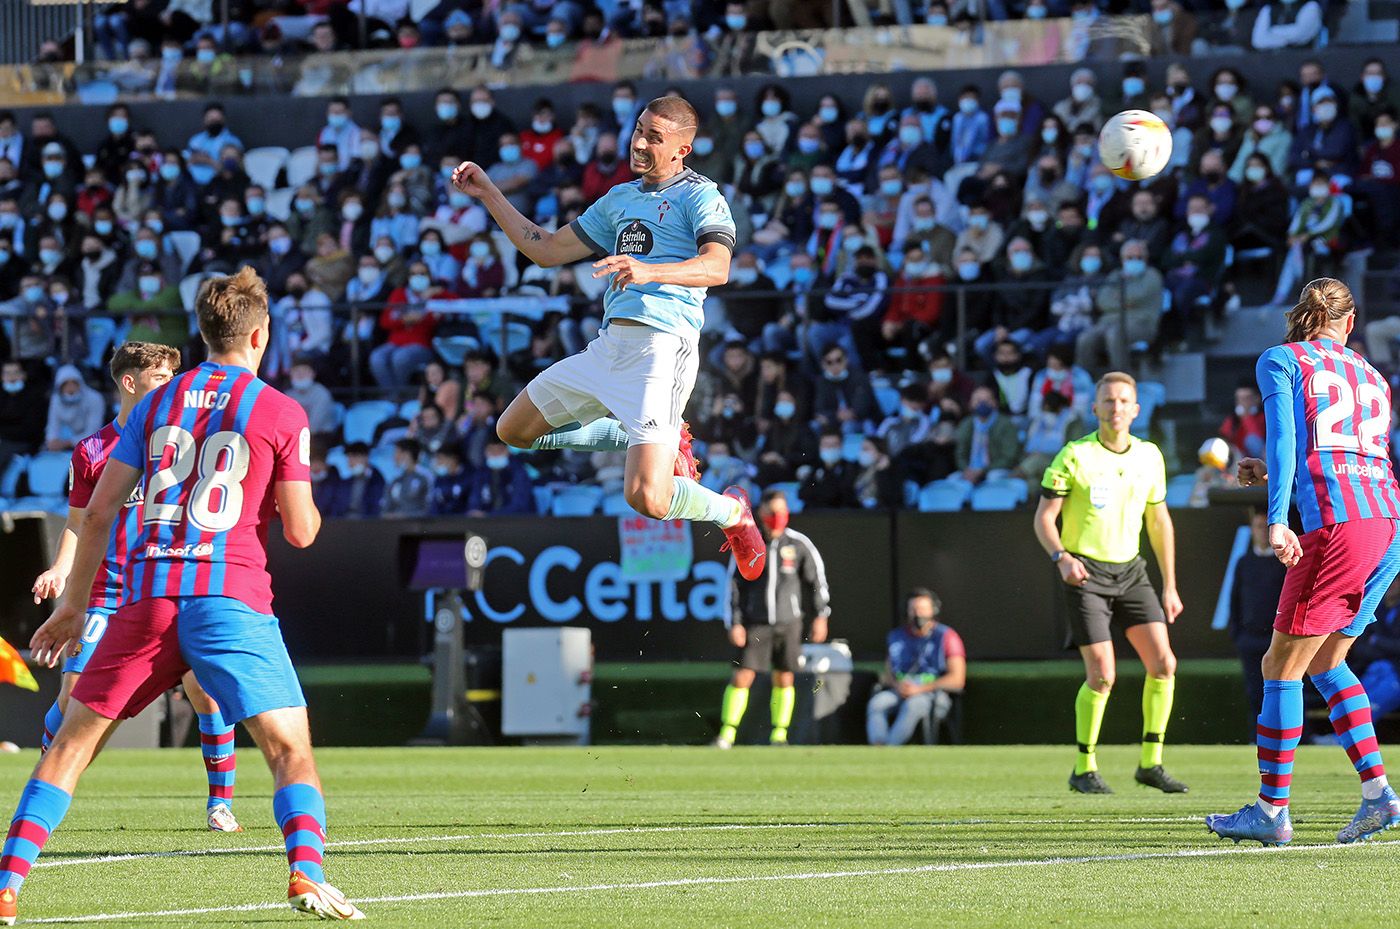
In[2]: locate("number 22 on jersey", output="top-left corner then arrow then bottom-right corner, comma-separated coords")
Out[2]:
1310,369 -> 1390,457
144,425 -> 250,533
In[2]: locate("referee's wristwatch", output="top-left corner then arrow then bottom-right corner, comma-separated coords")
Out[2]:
1050,550 -> 1068,563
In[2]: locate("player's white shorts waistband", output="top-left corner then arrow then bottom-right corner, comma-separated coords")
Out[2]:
526,324 -> 699,448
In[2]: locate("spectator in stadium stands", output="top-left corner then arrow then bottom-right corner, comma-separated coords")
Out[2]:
687,128 -> 728,184
32,237 -> 76,284
258,224 -> 308,297
371,182 -> 420,255
1269,174 -> 1345,306
1160,193 -> 1228,344
990,339 -> 1033,417
754,85 -> 798,157
956,385 -> 1019,485
24,114 -> 82,181
1147,0 -> 1197,56
1,278 -> 54,362
1351,60 -> 1395,138
1024,154 -> 1080,215
1015,389 -> 1075,481
882,244 -> 944,369
107,262 -> 184,348
1219,382 -> 1266,459
0,360 -> 45,477
76,233 -> 120,307
867,589 -> 965,746
1357,108 -> 1400,249
304,233 -> 355,302
801,431 -> 860,509
1044,245 -> 1101,350
877,385 -> 930,458
700,439 -> 751,495
324,443 -> 381,519
283,360 -> 338,444
467,440 -> 535,516
458,393 -> 497,469
0,114 -> 19,171
752,395 -> 813,486
1228,508 -> 1288,726
1251,0 -> 1322,51
460,86 -> 515,167
0,235 -> 20,299
0,164 -> 19,209
371,261 -> 446,391
44,365 -> 103,453
1229,103 -> 1292,183
813,345 -> 876,432
718,250 -> 784,354
1054,69 -> 1104,134
582,133 -> 633,203
428,444 -> 471,516
954,204 -> 1004,267
1230,155 -> 1289,255
318,97 -> 363,171
487,133 -> 538,215
286,188 -> 333,257
424,90 -> 470,167
1191,106 -> 1245,178
1288,86 -> 1358,179
521,100 -> 563,171
458,235 -> 505,298
982,102 -> 1032,180
415,230 -> 459,287
1079,240 -> 1163,371
332,191 -> 371,257
390,145 -> 434,215
409,403 -> 455,459
1065,125 -> 1099,190
186,104 -> 241,163
381,438 -> 432,518
950,86 -> 991,166
980,237 -> 1050,365
378,97 -> 419,159
854,435 -> 902,509
1029,345 -> 1095,424
754,352 -> 807,423
823,246 -> 889,371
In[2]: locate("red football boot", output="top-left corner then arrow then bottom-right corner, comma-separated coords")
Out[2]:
674,421 -> 701,480
719,486 -> 766,581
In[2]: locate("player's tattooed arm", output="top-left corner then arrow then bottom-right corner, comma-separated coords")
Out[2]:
521,224 -> 543,242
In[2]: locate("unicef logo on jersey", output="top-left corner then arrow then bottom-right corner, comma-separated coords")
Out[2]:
1090,482 -> 1111,509
616,219 -> 654,256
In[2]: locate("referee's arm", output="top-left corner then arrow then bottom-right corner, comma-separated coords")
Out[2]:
1145,500 -> 1184,622
1034,494 -> 1089,587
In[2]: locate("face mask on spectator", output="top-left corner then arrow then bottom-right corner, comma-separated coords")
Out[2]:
958,98 -> 978,115
161,47 -> 182,64
1224,0 -> 1245,8
246,197 -> 265,215
904,261 -> 927,278
1040,127 -> 1059,145
777,179 -> 803,199
344,463 -> 366,478
138,275 -> 161,297
400,153 -> 422,171
913,216 -> 935,232
792,136 -> 820,156
819,105 -> 839,124
357,266 -> 380,286
1,380 -> 21,394
47,201 -> 67,221
843,234 -> 864,252
147,218 -> 164,234
1315,103 -> 1337,123
1152,8 -> 1173,24
612,98 -> 633,121
318,161 -> 338,177
1000,86 -> 1022,105
1123,76 -> 1145,98
900,404 -> 923,421
927,13 -> 948,26
1253,118 -> 1274,135
94,219 -> 114,236
437,102 -> 458,121
880,178 -> 903,197
743,140 -> 765,159
1123,257 -> 1146,276
24,285 -> 45,303
1244,164 -> 1266,183
532,117 -> 554,134
343,202 -> 364,221
1071,83 -> 1093,103
1187,213 -> 1210,233
327,112 -> 348,129
730,266 -> 757,286
374,244 -> 395,263
51,289 -> 68,305
40,248 -> 61,265
973,401 -> 995,419
125,168 -> 146,186
856,449 -> 878,468
810,176 -> 834,196
359,141 -> 379,162
409,273 -> 430,292
715,99 -> 738,119
500,23 -> 521,42
131,238 -> 158,260
466,99 -> 492,119
819,448 -> 842,466
546,32 -> 566,48
1091,174 -> 1113,194
1213,81 -> 1238,101
968,213 -> 989,231
957,261 -> 979,281
1310,183 -> 1330,199
761,99 -> 783,119
792,266 -> 814,286
897,125 -> 922,148
1209,116 -> 1233,135
220,214 -> 241,228
930,367 -> 953,384
486,455 -> 508,470
109,117 -> 128,135
769,400 -> 795,421
1027,209 -> 1049,228
691,136 -> 715,157
1364,74 -> 1385,96
269,235 -> 291,255
1377,125 -> 1396,143
449,190 -> 471,208
420,239 -> 440,257
499,145 -> 521,163
196,48 -> 216,64
470,241 -> 491,259
1009,250 -> 1032,272
381,115 -> 401,133
996,118 -> 1018,137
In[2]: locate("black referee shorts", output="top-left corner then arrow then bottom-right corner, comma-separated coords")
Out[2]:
738,622 -> 804,673
1063,554 -> 1165,648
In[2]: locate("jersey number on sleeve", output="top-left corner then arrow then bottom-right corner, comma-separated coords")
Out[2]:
144,426 -> 250,532
1310,370 -> 1390,457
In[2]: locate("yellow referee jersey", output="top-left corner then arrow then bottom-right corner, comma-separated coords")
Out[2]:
1041,432 -> 1167,564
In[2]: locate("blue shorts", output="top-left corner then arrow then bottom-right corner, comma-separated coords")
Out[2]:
63,608 -> 114,675
1342,526 -> 1400,637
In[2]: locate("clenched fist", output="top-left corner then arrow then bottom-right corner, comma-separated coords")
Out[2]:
450,161 -> 495,199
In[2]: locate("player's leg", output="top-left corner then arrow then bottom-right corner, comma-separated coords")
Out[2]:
41,609 -> 112,752
496,387 -> 578,450
183,671 -> 240,831
40,674 -> 77,753
769,624 -> 801,745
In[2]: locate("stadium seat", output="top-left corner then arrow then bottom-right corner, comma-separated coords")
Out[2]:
179,272 -> 212,311
285,146 -> 320,187
478,321 -> 533,358
1132,381 -> 1167,438
76,80 -> 119,105
874,385 -> 901,418
398,399 -> 421,421
325,445 -> 349,477
0,455 -> 27,498
243,146 -> 289,190
982,477 -> 1028,504
551,486 -> 603,517
765,481 -> 803,512
841,432 -> 865,461
601,492 -> 632,516
343,400 -> 398,445
0,498 -> 11,514
903,479 -> 919,508
918,480 -> 970,512
970,482 -> 1021,511
264,187 -> 295,221
432,335 -> 481,367
532,484 -> 555,515
368,446 -> 401,482
12,495 -> 65,515
1165,473 -> 1196,508
169,232 -> 202,275
27,452 -> 71,497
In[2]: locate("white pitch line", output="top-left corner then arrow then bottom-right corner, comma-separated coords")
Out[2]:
24,838 -> 1400,924
31,817 -> 1202,871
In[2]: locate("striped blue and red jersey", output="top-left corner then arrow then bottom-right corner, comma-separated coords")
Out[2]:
1257,338 -> 1400,533
111,361 -> 311,614
68,422 -> 144,612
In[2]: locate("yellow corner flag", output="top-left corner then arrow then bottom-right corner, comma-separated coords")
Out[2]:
0,637 -> 39,693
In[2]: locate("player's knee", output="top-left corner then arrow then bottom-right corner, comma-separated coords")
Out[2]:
1156,652 -> 1178,678
1088,671 -> 1114,691
625,484 -> 670,520
495,420 -> 533,450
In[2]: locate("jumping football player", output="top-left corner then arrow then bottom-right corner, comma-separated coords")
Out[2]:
30,341 -> 241,834
1208,279 -> 1400,846
6,268 -> 362,924
451,95 -> 768,581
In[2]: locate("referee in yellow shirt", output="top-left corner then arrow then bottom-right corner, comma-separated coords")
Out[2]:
1033,371 -> 1188,795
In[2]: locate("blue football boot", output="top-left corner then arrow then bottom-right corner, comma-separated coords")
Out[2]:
1205,802 -> 1293,846
1337,785 -> 1400,844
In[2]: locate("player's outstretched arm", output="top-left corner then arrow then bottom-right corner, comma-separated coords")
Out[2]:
276,480 -> 321,549
451,161 -> 592,268
33,462 -> 140,666
31,506 -> 82,603
593,242 -> 732,291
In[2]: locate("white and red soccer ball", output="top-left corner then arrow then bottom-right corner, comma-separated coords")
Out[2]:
1098,110 -> 1173,181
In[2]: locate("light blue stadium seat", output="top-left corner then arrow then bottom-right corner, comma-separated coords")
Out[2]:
432,336 -> 481,367
399,399 -> 421,422
532,485 -> 555,515
27,452 -> 71,497
551,486 -> 603,517
982,476 -> 1028,504
325,445 -> 349,478
970,483 -> 1021,511
874,385 -> 901,418
0,455 -> 28,498
1164,473 -> 1196,508
841,432 -> 865,461
0,498 -> 11,513
368,446 -> 401,482
918,480 -> 970,512
765,481 -> 803,512
12,495 -> 65,514
904,480 -> 920,508
601,492 -> 632,516
1132,381 -> 1166,438
343,400 -> 398,445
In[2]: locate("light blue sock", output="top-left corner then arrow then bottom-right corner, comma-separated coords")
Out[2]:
663,477 -> 742,526
40,701 -> 64,753
531,419 -> 629,452
274,783 -> 327,883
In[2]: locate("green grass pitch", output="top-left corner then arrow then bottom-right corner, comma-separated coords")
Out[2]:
2,744 -> 1396,927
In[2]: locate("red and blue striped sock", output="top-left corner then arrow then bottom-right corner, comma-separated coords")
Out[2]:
39,702 -> 64,754
274,783 -> 327,883
1256,679 -> 1304,809
197,712 -> 236,811
1311,663 -> 1387,790
0,780 -> 71,891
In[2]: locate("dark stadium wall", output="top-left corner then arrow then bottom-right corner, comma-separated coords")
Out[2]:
13,44 -> 1388,156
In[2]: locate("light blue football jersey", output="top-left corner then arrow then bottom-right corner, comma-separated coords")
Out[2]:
569,168 -> 736,339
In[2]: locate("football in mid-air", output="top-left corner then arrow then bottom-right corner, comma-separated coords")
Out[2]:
1098,109 -> 1173,181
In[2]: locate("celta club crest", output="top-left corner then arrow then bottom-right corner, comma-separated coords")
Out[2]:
658,199 -> 670,223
